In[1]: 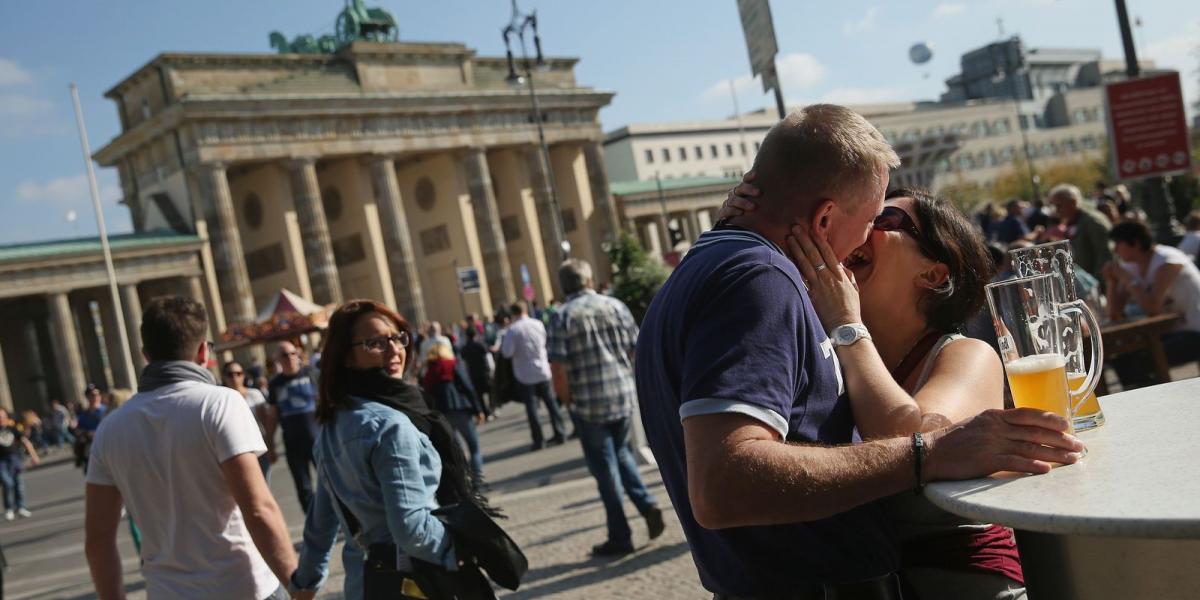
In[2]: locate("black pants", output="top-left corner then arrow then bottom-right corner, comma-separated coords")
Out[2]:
472,375 -> 495,416
516,380 -> 568,446
283,431 -> 316,512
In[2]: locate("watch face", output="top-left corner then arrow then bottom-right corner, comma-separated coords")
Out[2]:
836,328 -> 855,344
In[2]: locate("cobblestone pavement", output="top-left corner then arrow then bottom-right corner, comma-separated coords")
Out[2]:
3,401 -> 708,599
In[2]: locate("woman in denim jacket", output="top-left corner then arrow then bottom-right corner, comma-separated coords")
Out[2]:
289,300 -> 459,600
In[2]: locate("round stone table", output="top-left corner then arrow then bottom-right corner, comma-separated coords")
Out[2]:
926,376 -> 1200,600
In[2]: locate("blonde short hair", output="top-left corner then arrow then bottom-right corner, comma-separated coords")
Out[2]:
753,104 -> 900,210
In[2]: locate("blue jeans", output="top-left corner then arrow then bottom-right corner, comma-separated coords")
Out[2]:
0,458 -> 26,511
573,414 -> 657,544
445,410 -> 484,477
517,380 -> 568,445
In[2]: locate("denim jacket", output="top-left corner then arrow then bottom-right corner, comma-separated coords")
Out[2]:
290,396 -> 456,599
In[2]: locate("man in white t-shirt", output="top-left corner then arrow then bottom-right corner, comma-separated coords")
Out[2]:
501,300 -> 570,450
85,297 -> 296,599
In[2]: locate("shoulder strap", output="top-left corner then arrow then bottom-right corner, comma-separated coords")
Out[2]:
891,331 -> 944,387
317,460 -> 368,551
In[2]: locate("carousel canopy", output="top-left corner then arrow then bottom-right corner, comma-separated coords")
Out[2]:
219,289 -> 332,348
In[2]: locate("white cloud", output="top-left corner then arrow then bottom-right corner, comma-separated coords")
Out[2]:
16,174 -> 121,207
932,3 -> 966,18
842,7 -> 879,35
0,92 -> 51,117
701,52 -> 827,101
818,86 -> 910,105
1142,22 -> 1200,119
0,58 -> 32,86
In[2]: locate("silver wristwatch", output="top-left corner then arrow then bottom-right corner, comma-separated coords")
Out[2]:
830,323 -> 872,347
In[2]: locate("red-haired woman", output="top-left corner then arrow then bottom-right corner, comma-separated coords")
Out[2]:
288,300 -> 483,600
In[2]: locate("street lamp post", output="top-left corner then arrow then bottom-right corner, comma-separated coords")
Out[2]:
503,0 -> 570,261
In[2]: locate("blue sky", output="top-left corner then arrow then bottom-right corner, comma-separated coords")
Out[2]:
1,0 -> 1197,245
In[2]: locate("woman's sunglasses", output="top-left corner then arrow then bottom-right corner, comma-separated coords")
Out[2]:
873,206 -> 938,258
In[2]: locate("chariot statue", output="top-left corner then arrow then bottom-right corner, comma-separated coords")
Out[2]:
269,0 -> 399,54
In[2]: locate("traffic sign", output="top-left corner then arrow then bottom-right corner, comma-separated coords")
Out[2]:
737,0 -> 780,93
1105,72 -> 1193,181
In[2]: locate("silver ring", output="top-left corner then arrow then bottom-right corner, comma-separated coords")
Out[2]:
814,263 -> 828,272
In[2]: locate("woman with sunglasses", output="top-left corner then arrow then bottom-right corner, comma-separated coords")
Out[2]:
221,361 -> 271,478
723,183 -> 1023,599
290,300 -> 485,600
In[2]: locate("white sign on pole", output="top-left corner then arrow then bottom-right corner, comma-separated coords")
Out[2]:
456,267 -> 481,294
737,0 -> 780,93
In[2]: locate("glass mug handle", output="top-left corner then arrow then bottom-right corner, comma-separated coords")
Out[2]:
1060,300 -> 1104,412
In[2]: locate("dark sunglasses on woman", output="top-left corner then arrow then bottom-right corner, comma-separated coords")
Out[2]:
873,206 -> 937,258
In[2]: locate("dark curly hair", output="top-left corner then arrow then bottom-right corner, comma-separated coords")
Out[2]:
886,187 -> 995,333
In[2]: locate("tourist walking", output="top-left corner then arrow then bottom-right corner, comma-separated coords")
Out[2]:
223,361 -> 272,478
0,407 -> 40,521
265,340 -> 319,512
74,384 -> 107,473
501,300 -> 570,450
548,259 -> 665,557
459,326 -> 496,418
84,296 -> 295,599
421,343 -> 486,480
289,300 -> 488,600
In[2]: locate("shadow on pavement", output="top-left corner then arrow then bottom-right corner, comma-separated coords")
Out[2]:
500,541 -> 692,599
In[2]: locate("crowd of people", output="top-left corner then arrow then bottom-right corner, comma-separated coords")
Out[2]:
975,183 -> 1200,389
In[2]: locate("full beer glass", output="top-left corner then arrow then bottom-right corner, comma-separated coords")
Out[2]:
986,273 -> 1103,434
1009,240 -> 1106,430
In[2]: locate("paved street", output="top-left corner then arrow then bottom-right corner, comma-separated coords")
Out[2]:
0,401 -> 705,599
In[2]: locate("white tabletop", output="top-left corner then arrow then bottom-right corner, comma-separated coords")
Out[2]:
925,377 -> 1200,539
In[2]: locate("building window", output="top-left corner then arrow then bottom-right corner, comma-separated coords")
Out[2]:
725,143 -> 734,157
694,145 -> 703,160
245,243 -> 287,280
678,147 -> 687,161
662,148 -> 671,162
561,208 -> 578,233
419,224 -> 452,256
331,233 -> 366,266
243,193 -> 263,231
740,143 -> 747,156
1064,139 -> 1078,153
415,177 -> 436,211
710,144 -> 718,158
501,215 -> 522,242
753,141 -> 760,152
644,149 -> 654,164
994,118 -> 1011,134
321,186 -> 343,222
1082,135 -> 1098,150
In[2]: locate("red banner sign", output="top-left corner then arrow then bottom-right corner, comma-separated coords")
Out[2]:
1105,72 -> 1193,181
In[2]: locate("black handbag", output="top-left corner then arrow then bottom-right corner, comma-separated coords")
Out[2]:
433,502 -> 528,591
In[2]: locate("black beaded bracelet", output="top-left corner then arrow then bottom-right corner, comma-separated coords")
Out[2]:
912,432 -> 925,495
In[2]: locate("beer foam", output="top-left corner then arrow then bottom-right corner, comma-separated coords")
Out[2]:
1005,353 -> 1066,374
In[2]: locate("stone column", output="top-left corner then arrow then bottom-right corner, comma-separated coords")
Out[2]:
72,295 -> 110,390
121,284 -> 146,376
47,292 -> 87,404
288,158 -> 343,306
654,213 -> 671,256
369,156 -> 427,323
197,163 -> 256,327
582,142 -> 621,242
464,148 -> 516,309
526,147 -> 567,295
686,210 -> 703,243
0,339 -> 12,412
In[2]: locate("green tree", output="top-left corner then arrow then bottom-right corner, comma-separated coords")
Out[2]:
606,231 -> 669,323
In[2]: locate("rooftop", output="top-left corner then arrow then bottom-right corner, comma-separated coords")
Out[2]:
0,231 -> 203,265
610,176 -> 739,196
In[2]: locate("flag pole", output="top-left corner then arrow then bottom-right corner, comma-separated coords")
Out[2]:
71,83 -> 138,387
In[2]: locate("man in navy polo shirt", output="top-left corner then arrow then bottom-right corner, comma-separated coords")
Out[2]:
637,104 -> 1083,599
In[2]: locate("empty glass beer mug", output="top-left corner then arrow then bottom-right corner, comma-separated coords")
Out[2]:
1008,240 -> 1106,431
986,273 -> 1103,435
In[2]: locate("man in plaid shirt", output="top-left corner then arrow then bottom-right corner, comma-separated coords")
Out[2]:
548,259 -> 665,557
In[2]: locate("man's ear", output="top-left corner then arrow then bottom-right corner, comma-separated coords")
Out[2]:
194,339 -> 209,367
916,262 -> 951,290
810,199 -> 836,237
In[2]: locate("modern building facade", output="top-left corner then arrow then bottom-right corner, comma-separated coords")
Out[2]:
604,37 -> 1158,194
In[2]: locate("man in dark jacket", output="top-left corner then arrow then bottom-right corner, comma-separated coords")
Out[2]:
460,328 -> 495,418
